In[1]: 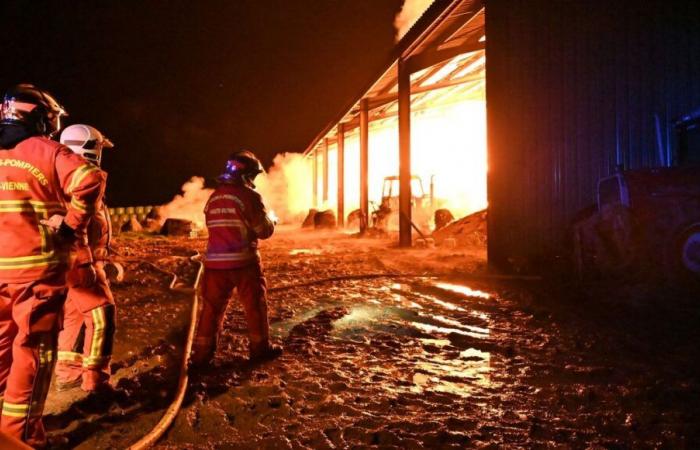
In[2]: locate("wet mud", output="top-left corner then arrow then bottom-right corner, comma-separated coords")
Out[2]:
45,229 -> 700,448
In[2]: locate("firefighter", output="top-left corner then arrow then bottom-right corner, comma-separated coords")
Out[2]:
55,124 -> 116,392
0,84 -> 105,447
191,150 -> 282,366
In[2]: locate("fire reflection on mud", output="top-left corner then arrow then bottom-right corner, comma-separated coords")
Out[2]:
289,248 -> 323,256
318,279 -> 495,398
433,281 -> 491,299
392,283 -> 467,311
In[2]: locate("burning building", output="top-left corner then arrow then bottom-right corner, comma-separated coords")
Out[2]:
305,0 -> 700,275
305,0 -> 487,246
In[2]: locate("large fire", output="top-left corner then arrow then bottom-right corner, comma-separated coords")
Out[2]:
160,91 -> 486,231
309,93 -> 487,229
256,152 -> 313,223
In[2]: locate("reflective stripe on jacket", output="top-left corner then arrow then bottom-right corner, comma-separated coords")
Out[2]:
0,136 -> 105,282
204,182 -> 274,269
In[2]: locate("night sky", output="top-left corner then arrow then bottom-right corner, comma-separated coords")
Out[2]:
1,0 -> 403,205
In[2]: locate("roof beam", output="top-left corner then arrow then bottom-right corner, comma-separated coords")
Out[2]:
405,41 -> 485,74
368,73 -> 484,109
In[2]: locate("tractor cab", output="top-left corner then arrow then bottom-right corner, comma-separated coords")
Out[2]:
372,175 -> 434,231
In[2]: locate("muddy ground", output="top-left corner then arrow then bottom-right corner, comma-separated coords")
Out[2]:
43,227 -> 699,449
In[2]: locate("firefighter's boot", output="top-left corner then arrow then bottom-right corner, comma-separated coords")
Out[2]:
249,342 -> 283,362
190,337 -> 216,368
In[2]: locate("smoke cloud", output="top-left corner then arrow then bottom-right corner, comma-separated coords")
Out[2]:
160,152 -> 312,228
395,0 -> 434,40
160,176 -> 212,227
256,152 -> 313,224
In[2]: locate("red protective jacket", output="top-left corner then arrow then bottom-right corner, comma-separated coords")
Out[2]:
0,136 -> 105,283
82,200 -> 111,261
204,182 -> 274,269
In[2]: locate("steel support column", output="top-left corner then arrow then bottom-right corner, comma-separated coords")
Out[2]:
312,148 -> 318,208
337,124 -> 345,227
322,138 -> 329,203
359,98 -> 369,233
398,58 -> 412,247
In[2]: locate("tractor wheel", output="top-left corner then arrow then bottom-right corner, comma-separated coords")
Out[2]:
665,222 -> 700,285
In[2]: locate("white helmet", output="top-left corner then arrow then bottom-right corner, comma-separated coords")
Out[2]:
60,124 -> 114,166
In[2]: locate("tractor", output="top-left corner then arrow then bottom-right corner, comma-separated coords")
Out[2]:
371,175 -> 434,232
574,107 -> 700,284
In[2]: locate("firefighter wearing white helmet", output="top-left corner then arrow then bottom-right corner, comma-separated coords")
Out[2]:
60,124 -> 114,166
0,85 -> 105,447
55,124 -> 116,393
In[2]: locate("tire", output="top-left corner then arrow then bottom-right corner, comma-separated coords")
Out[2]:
665,222 -> 700,285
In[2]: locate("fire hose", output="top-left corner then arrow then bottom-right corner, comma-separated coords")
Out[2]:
127,253 -> 203,450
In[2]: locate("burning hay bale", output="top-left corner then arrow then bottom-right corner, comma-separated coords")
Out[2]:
302,209 -> 318,228
301,209 -> 337,229
143,206 -> 164,232
346,209 -> 362,229
434,208 -> 455,230
432,209 -> 487,247
313,210 -> 336,229
161,218 -> 193,236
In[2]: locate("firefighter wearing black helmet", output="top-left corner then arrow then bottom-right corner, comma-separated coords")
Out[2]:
191,150 -> 282,366
0,84 -> 105,447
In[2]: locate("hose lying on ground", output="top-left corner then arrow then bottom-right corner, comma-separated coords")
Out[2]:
268,271 -> 541,293
127,254 -> 203,450
125,261 -> 535,448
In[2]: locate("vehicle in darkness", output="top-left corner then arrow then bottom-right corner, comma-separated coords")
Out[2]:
574,107 -> 700,284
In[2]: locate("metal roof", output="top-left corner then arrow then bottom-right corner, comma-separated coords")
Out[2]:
304,0 -> 485,154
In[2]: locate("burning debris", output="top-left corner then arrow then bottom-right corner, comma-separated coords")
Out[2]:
160,218 -> 194,237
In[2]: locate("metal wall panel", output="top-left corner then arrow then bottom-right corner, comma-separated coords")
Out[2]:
486,0 -> 700,270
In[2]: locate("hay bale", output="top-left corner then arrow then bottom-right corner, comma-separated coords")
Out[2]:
160,218 -> 193,236
314,210 -> 336,229
302,209 -> 318,228
346,209 -> 362,229
121,215 -> 143,233
434,208 -> 455,230
432,209 -> 487,247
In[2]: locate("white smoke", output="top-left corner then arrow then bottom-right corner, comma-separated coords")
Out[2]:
160,176 -> 212,227
160,153 -> 313,228
395,0 -> 435,40
256,152 -> 313,224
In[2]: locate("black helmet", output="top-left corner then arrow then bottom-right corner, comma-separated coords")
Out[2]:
218,150 -> 264,187
0,84 -> 67,137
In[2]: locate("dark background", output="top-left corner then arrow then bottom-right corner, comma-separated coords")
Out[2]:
1,0 -> 402,205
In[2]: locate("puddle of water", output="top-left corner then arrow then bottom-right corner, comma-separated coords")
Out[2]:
419,338 -> 452,347
333,305 -> 388,333
433,281 -> 491,299
460,347 -> 490,360
289,248 -> 323,256
412,321 -> 488,340
411,350 -> 492,397
426,313 -> 490,336
392,284 -> 466,312
273,306 -> 328,336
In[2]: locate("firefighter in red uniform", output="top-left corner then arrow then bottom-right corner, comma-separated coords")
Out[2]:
0,84 -> 105,447
191,151 -> 282,365
55,124 -> 116,392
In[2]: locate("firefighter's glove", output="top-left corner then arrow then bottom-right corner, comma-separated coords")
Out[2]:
41,214 -> 77,245
68,262 -> 97,288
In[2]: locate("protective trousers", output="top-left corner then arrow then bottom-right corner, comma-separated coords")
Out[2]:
56,267 -> 115,391
0,274 -> 65,448
193,265 -> 269,362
